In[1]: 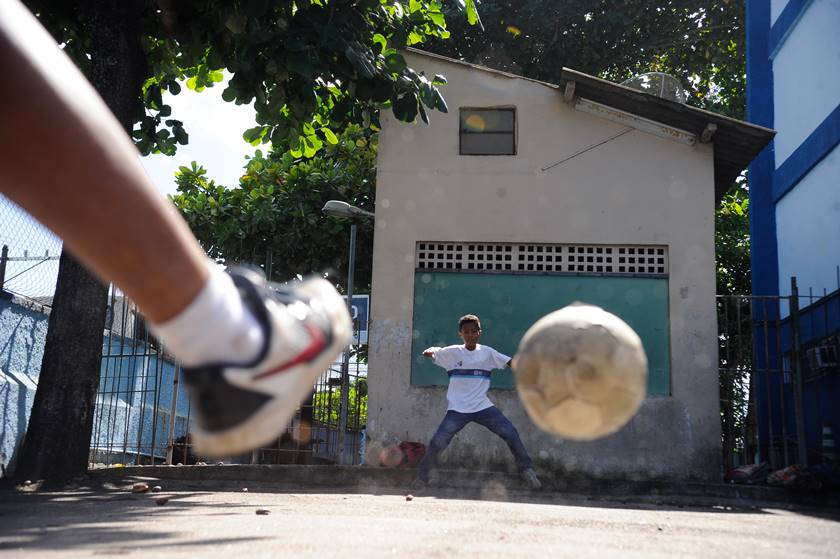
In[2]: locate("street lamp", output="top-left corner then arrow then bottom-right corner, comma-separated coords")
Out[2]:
321,199 -> 374,465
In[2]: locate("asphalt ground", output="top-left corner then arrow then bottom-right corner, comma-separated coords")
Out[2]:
1,466 -> 838,558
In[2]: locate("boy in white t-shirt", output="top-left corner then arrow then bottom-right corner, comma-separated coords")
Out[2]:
413,314 -> 541,489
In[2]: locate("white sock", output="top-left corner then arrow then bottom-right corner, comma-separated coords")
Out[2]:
150,262 -> 265,367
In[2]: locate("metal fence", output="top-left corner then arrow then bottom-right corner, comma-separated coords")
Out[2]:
718,274 -> 840,472
0,195 -> 62,303
89,287 -> 368,468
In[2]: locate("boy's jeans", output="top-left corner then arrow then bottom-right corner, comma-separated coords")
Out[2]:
416,406 -> 533,482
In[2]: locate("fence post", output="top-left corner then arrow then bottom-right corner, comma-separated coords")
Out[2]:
0,244 -> 8,291
789,277 -> 808,465
165,365 -> 180,465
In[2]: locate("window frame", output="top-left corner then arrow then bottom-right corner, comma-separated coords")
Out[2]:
458,107 -> 517,156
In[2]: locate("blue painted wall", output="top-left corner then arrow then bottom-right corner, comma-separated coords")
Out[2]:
91,334 -> 191,464
747,0 -> 840,465
0,299 -> 48,476
1,299 -> 191,475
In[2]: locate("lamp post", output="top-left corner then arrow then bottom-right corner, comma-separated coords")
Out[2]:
321,200 -> 374,465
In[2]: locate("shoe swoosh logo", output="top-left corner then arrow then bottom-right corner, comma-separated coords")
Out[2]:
253,323 -> 328,380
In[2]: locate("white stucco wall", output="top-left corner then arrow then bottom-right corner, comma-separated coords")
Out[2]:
772,0 -> 840,165
776,144 -> 840,298
367,53 -> 721,480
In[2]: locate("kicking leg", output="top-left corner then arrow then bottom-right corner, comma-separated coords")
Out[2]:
0,1 -> 351,457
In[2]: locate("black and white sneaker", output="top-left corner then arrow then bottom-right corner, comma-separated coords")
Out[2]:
182,268 -> 352,457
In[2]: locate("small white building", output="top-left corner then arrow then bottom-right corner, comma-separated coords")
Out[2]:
366,50 -> 773,480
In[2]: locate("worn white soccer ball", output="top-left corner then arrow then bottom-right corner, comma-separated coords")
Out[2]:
512,303 -> 648,441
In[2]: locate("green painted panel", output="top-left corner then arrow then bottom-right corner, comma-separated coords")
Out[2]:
410,272 -> 670,395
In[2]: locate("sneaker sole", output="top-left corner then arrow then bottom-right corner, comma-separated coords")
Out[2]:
191,277 -> 353,457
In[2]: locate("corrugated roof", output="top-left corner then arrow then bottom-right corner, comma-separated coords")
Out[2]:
407,49 -> 776,201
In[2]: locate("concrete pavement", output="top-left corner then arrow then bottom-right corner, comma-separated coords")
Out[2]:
0,466 -> 838,558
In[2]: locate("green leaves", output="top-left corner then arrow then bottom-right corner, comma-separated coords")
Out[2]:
464,0 -> 482,28
392,92 -> 419,122
321,127 -> 339,145
172,124 -> 378,289
43,0 -> 482,159
243,125 -> 270,146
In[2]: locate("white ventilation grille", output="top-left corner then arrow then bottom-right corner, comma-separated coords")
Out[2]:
416,242 -> 667,276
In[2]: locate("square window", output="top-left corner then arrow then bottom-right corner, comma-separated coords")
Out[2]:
460,108 -> 516,155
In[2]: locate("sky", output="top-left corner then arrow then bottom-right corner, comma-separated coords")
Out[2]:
140,77 -> 258,196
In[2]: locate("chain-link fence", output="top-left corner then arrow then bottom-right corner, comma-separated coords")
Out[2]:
0,195 -> 62,303
89,281 -> 369,469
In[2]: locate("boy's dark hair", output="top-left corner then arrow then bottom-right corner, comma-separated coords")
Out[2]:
458,314 -> 481,331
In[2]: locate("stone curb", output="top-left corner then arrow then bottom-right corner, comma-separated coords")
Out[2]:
87,464 -> 840,510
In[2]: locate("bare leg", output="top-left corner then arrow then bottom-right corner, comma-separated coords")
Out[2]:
0,0 -> 206,323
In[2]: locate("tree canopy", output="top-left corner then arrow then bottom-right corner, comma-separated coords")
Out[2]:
428,0 -> 744,119
172,124 -> 376,289
30,0 -> 479,157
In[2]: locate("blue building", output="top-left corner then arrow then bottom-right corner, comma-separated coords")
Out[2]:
747,0 -> 840,465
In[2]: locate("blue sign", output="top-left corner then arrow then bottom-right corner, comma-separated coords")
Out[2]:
345,294 -> 369,344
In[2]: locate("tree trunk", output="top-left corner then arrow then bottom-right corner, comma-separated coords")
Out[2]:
15,252 -> 109,480
15,0 -> 147,481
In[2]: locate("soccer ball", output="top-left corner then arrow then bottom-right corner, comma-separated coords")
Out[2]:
512,303 -> 648,440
